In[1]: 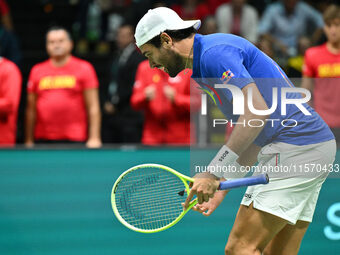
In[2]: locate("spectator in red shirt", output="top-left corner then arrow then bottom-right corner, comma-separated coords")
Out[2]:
0,57 -> 21,147
302,5 -> 340,147
131,60 -> 195,145
25,26 -> 102,148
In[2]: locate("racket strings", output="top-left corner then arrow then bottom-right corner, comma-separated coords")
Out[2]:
114,167 -> 187,230
118,180 -> 184,226
118,185 -> 183,228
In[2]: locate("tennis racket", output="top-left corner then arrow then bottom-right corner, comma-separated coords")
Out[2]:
111,163 -> 269,233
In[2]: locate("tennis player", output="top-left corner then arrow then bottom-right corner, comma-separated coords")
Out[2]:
135,7 -> 336,255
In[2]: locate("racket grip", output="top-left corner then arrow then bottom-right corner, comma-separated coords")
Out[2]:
218,174 -> 269,190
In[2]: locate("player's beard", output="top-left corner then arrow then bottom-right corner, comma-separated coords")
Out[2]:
161,49 -> 186,77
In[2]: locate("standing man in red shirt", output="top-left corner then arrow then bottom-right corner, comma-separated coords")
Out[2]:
25,27 -> 102,148
302,5 -> 340,147
0,57 -> 21,147
131,60 -> 194,145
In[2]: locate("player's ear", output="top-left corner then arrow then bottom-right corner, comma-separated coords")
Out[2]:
160,32 -> 173,49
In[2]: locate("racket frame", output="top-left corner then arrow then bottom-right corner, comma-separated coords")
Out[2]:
111,163 -> 196,233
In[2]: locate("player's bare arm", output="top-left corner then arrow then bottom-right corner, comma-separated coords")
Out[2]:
226,83 -> 270,155
192,143 -> 261,216
184,83 -> 269,209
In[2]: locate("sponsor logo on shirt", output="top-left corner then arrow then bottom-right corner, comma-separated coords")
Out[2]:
220,69 -> 234,84
39,76 -> 76,90
318,63 -> 340,77
152,74 -> 160,83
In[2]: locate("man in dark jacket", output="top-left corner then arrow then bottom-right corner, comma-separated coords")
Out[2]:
102,24 -> 145,143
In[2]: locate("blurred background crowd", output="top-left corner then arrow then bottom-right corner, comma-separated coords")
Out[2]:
0,0 -> 339,148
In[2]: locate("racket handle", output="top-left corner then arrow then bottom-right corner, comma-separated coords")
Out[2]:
218,174 -> 269,190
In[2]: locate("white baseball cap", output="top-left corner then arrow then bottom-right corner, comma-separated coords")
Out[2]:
135,7 -> 201,48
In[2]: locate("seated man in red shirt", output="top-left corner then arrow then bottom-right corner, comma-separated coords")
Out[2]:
131,60 -> 194,145
302,5 -> 340,147
0,57 -> 21,147
25,26 -> 101,148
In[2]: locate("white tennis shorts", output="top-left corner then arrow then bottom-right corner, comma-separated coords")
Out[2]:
241,139 -> 336,224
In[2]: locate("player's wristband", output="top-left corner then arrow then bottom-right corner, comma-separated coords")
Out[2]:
208,145 -> 246,180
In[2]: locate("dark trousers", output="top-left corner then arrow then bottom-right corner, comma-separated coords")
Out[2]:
102,113 -> 143,144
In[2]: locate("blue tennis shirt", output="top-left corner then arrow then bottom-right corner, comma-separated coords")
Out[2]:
192,33 -> 334,147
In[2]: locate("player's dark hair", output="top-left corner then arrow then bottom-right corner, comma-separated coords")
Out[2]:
46,26 -> 72,41
147,27 -> 197,48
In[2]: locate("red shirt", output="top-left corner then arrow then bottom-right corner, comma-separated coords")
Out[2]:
27,56 -> 99,141
131,60 -> 196,145
303,44 -> 340,128
0,58 -> 22,147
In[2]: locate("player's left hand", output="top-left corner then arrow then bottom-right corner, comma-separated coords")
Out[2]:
183,174 -> 220,210
192,189 -> 227,216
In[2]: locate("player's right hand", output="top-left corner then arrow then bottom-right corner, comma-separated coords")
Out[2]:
183,176 -> 220,210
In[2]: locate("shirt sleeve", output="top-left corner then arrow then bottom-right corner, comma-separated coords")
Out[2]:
80,62 -> 99,89
27,66 -> 39,93
302,49 -> 315,77
201,45 -> 254,102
